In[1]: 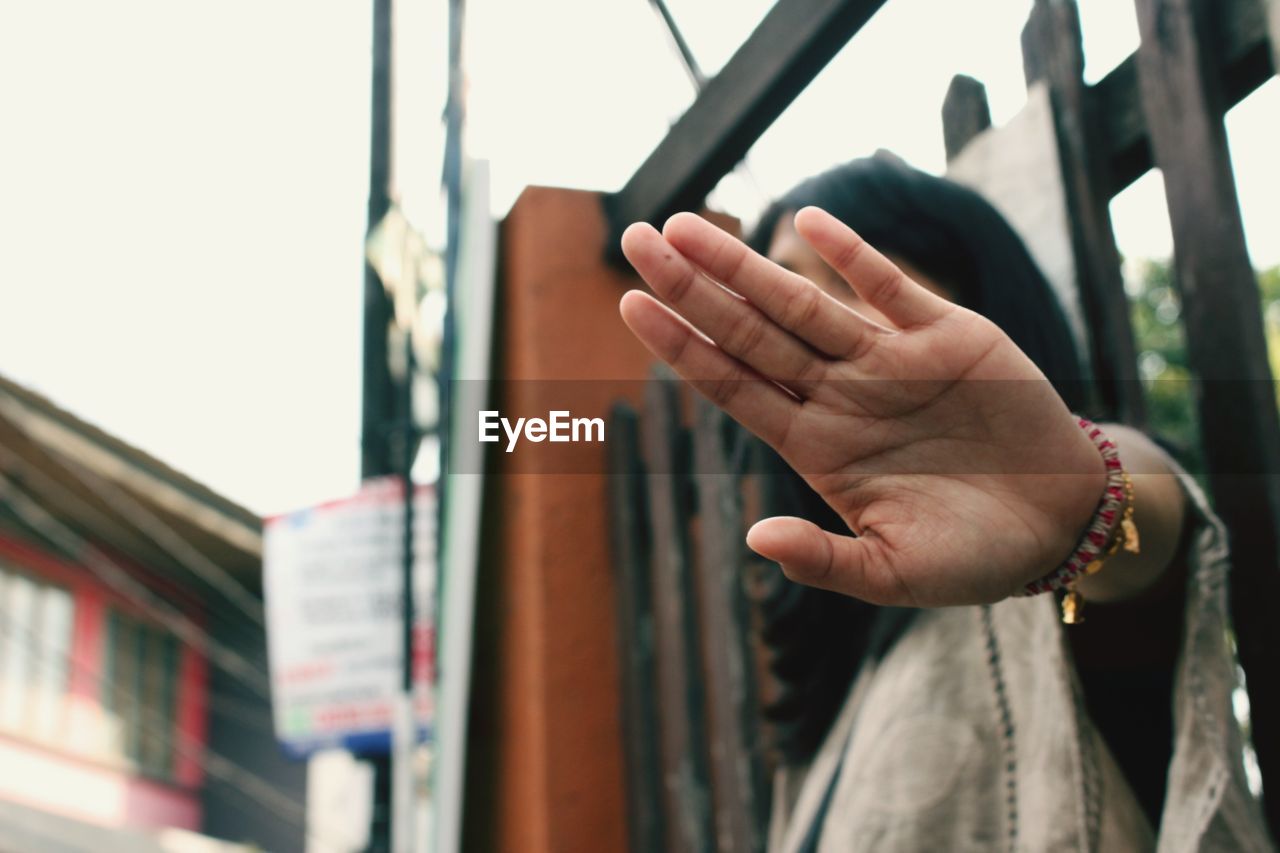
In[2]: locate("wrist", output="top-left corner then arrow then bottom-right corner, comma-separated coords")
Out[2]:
1017,418 -> 1139,622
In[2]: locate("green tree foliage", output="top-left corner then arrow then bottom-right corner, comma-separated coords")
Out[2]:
1127,259 -> 1280,475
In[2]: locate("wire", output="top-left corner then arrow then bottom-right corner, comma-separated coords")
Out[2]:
0,443 -> 267,633
9,444 -> 266,625
0,617 -> 372,853
647,0 -> 706,89
0,616 -> 307,830
203,688 -> 280,740
0,446 -> 273,671
0,472 -> 272,699
641,0 -> 770,218
0,477 -> 376,850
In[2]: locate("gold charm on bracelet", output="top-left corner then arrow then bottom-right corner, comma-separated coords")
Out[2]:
1062,587 -> 1085,624
1121,516 -> 1140,554
1062,472 -> 1139,625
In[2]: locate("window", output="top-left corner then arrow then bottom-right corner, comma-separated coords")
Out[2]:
102,610 -> 180,778
0,562 -> 74,742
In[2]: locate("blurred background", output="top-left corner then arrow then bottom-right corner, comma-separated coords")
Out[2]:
1,1 -> 1278,851
3,0 -> 1278,519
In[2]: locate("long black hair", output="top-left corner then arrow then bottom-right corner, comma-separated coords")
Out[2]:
751,153 -> 1087,764
751,152 -> 1086,402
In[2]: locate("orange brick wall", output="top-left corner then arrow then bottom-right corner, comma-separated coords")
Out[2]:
465,187 -> 650,853
463,187 -> 737,852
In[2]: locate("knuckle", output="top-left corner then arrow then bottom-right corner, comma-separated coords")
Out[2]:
722,241 -> 748,282
832,233 -> 870,274
665,264 -> 698,304
667,324 -> 695,366
709,231 -> 747,282
869,268 -> 904,305
843,329 -> 878,362
793,355 -> 828,387
723,309 -> 767,354
702,372 -> 742,407
785,287 -> 823,331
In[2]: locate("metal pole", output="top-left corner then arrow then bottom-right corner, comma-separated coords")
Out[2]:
362,0 -> 395,482
391,334 -> 418,853
362,0 -> 396,849
438,0 -> 465,565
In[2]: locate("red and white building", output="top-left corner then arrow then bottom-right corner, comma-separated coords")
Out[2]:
0,374 -> 305,852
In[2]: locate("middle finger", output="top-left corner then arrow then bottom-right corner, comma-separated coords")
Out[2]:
621,222 -> 829,397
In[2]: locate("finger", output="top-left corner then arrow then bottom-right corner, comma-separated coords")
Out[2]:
793,206 -> 951,329
745,516 -> 912,605
619,290 -> 798,448
621,221 -> 828,396
660,212 -> 888,359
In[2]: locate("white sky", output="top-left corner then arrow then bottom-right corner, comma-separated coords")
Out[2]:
1,0 -> 1277,516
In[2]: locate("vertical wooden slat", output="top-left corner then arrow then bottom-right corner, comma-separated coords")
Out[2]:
942,74 -> 993,163
1022,0 -> 1146,425
1134,0 -> 1280,838
641,372 -> 715,853
692,402 -> 768,853
607,402 -> 665,853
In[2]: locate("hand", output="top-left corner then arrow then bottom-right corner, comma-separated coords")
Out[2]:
619,208 -> 1106,607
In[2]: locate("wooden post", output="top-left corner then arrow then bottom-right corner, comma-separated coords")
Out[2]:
1092,0 -> 1274,196
607,403 -> 665,853
1022,0 -> 1145,425
691,402 -> 769,853
642,374 -> 715,853
1134,0 -> 1280,838
942,74 -> 992,163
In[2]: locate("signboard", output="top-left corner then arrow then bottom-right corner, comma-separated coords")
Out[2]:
946,83 -> 1088,366
264,476 -> 435,758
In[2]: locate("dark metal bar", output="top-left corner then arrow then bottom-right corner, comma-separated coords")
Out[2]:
607,402 -> 666,853
641,371 -> 715,853
362,0 -> 396,849
1134,0 -> 1280,839
605,0 -> 890,250
941,74 -> 992,164
438,0 -> 466,557
362,0 -> 397,483
1022,0 -> 1145,426
400,369 -> 416,698
691,402 -> 768,853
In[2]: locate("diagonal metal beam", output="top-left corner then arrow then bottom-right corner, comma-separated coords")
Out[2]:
605,0 -> 889,253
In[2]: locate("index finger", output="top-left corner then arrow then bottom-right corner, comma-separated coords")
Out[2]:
794,207 -> 951,329
661,212 -> 888,359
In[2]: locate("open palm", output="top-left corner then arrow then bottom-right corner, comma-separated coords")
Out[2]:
619,208 -> 1105,607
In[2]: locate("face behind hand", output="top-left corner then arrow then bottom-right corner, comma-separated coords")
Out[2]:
767,210 -> 955,329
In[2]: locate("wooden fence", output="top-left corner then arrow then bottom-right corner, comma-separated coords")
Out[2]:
606,0 -> 1280,849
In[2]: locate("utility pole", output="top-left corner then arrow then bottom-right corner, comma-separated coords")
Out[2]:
361,0 -> 396,849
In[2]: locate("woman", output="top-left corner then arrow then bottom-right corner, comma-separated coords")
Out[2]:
618,156 -> 1271,851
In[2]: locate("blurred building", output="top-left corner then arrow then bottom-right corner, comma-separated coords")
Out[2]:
0,374 -> 305,852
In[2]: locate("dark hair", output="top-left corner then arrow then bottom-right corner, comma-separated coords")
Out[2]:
751,154 -> 1087,764
751,152 -> 1086,407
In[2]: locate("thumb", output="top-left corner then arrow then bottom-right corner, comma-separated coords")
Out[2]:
746,516 -> 905,605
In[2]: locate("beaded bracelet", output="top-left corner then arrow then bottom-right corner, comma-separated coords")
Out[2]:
1016,417 -> 1140,624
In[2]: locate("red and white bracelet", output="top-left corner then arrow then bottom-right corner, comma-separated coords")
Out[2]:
1017,417 -> 1139,623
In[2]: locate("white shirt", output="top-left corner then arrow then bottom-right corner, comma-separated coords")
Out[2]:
768,459 -> 1273,852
